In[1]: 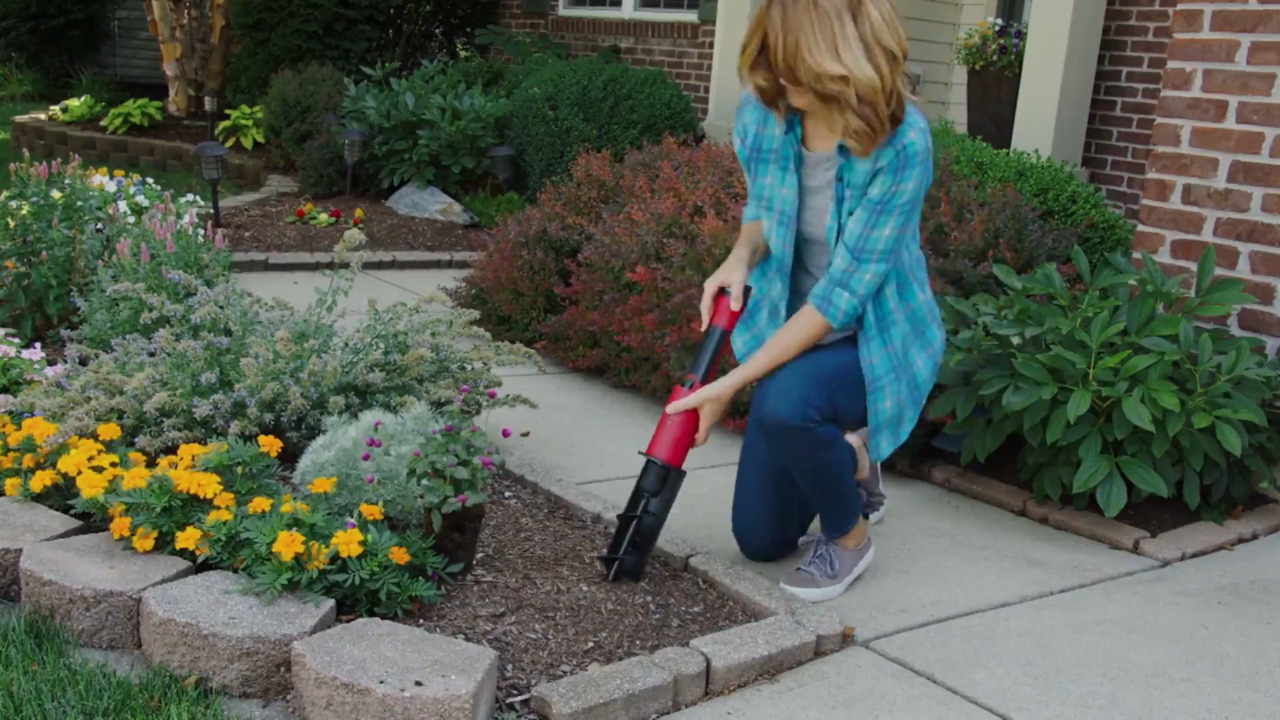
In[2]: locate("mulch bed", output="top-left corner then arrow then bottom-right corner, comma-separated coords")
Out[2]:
408,469 -> 755,715
221,195 -> 489,254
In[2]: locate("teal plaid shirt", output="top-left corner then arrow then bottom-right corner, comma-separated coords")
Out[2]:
729,90 -> 944,462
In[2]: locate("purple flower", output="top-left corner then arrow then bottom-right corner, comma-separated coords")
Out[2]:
501,427 -> 512,439
470,425 -> 480,433
487,389 -> 497,399
346,520 -> 357,529
412,449 -> 421,458
459,385 -> 471,394
365,474 -> 375,483
479,456 -> 493,469
444,424 -> 454,433
374,419 -> 383,429
373,438 -> 382,448
457,494 -> 468,504
365,437 -> 375,447
361,452 -> 371,462
430,428 -> 438,436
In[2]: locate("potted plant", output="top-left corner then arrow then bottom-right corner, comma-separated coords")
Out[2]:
955,17 -> 1028,150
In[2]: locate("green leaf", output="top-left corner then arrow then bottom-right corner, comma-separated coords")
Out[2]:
1119,354 -> 1159,380
1045,405 -> 1070,445
1182,465 -> 1201,511
1165,410 -> 1186,437
1194,245 -> 1216,298
1071,245 -> 1092,286
1126,293 -> 1155,335
1002,384 -> 1042,412
1149,390 -> 1181,413
992,265 -> 1022,290
1013,358 -> 1054,385
1121,395 -> 1156,432
1023,399 -> 1051,431
1117,456 -> 1170,497
1073,454 -> 1113,494
1214,420 -> 1243,457
1066,388 -> 1092,423
1079,430 -> 1103,461
1192,412 -> 1214,429
1145,315 -> 1183,337
1096,469 -> 1128,517
1139,336 -> 1178,353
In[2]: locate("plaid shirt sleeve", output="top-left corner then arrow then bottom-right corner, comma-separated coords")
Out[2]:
732,92 -> 777,225
808,121 -> 934,332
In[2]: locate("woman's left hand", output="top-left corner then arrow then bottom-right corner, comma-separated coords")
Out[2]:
665,376 -> 741,447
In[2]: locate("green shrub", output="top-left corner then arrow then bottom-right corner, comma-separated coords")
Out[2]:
932,121 -> 1133,265
47,95 -> 106,124
100,98 -> 163,135
460,190 -> 525,228
340,61 -> 508,193
262,63 -> 346,170
930,245 -> 1280,520
296,131 -> 350,198
507,56 -> 701,194
0,0 -> 109,83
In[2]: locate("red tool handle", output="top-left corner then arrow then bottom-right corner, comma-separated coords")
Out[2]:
643,287 -> 751,469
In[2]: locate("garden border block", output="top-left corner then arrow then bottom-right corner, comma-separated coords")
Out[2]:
531,655 -> 677,720
0,498 -> 87,602
229,251 -> 478,273
901,459 -> 1280,565
687,613 -> 817,696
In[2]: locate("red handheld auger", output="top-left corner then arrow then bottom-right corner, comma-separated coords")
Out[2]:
600,286 -> 752,582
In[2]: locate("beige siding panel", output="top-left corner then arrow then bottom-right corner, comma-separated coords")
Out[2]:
947,0 -> 998,129
897,0 -> 963,125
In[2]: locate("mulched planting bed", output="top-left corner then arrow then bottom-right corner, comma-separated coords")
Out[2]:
407,469 -> 755,714
222,194 -> 489,254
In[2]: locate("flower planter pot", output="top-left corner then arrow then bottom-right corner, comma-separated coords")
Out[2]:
966,67 -> 1021,151
427,503 -> 485,575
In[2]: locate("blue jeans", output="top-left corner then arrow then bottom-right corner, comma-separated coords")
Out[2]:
732,336 -> 867,563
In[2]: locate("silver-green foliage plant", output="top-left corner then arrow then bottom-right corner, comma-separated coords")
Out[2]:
930,245 -> 1280,520
295,404 -> 440,505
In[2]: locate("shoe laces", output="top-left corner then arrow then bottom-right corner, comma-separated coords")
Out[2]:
795,534 -> 839,580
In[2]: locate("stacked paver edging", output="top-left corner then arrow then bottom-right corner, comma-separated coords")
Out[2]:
230,251 -> 480,273
913,460 -> 1280,565
9,113 -> 267,187
0,497 -> 86,601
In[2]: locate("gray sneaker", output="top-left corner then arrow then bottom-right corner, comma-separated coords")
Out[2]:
779,534 -> 876,603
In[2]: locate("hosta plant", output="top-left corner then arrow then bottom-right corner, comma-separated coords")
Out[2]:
930,245 -> 1280,520
100,97 -> 163,134
216,104 -> 266,151
48,94 -> 106,124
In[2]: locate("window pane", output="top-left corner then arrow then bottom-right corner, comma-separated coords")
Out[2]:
563,0 -> 623,8
637,0 -> 700,10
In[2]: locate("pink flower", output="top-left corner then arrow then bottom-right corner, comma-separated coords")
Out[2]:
365,474 -> 375,483
361,452 -> 371,462
42,364 -> 65,378
116,238 -> 130,259
459,385 -> 470,394
487,389 -> 498,399
165,237 -> 176,253
457,494 -> 468,504
140,244 -> 151,265
365,437 -> 375,447
50,160 -> 59,174
501,427 -> 512,439
479,456 -> 493,469
213,230 -> 227,250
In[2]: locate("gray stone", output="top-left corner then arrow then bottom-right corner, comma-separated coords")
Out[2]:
222,697 -> 297,720
390,251 -> 451,269
221,190 -> 274,210
18,532 -> 192,649
687,553 -> 799,619
140,570 -> 336,699
1156,521 -> 1238,560
265,252 -> 325,271
230,251 -> 269,272
76,647 -> 150,681
788,605 -> 847,654
648,646 -> 707,709
0,498 -> 85,601
689,614 -> 816,695
385,183 -> 478,225
291,617 -> 498,720
1136,537 -> 1184,564
263,174 -> 300,193
1047,506 -> 1149,551
531,655 -> 675,720
451,251 -> 481,267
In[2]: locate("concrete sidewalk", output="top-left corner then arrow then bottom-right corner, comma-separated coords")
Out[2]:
240,269 -> 1279,720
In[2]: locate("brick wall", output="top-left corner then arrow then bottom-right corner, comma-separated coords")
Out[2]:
497,0 -> 716,118
1082,0 -> 1177,221
1133,0 -> 1280,349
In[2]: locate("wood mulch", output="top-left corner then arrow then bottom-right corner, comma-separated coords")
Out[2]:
408,469 -> 755,717
220,195 -> 490,254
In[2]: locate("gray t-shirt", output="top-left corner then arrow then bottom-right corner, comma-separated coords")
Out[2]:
788,145 -> 854,345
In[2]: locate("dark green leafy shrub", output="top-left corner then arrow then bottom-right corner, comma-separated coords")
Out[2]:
262,63 -> 346,170
931,245 -> 1280,520
0,0 -> 109,82
296,132 -> 348,198
932,121 -> 1133,265
507,56 -> 701,194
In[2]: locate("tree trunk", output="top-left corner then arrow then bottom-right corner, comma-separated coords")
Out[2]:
145,0 -> 232,118
146,0 -> 191,117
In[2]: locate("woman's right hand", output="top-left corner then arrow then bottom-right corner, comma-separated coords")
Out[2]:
699,251 -> 751,332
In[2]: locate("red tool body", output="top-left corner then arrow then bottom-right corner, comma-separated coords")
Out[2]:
600,287 -> 751,582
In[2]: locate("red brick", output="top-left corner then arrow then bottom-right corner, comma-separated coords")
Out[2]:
1113,22 -> 1152,38
1238,101 -> 1280,128
1110,53 -> 1148,69
1148,151 -> 1220,178
1242,277 -> 1279,306
1272,136 -> 1280,159
1163,68 -> 1197,91
1263,193 -> 1280,214
1215,217 -> 1280,247
1113,159 -> 1149,175
1238,307 -> 1280,337
1122,99 -> 1159,115
1157,96 -> 1229,122
1116,129 -> 1153,146
1148,55 -> 1167,70
1249,250 -> 1280,277
1138,204 -> 1207,233
1228,160 -> 1280,189
1202,69 -> 1278,96
1249,41 -> 1280,66
1093,172 -> 1127,188
1130,41 -> 1169,56
1170,239 -> 1242,269
1100,114 -> 1137,130
1135,9 -> 1171,23
1210,9 -> 1280,34
1144,177 -> 1177,202
1133,229 -> 1167,252
1105,84 -> 1143,99
1171,9 -> 1203,34
1189,126 -> 1266,154
1151,122 -> 1183,147
1181,183 -> 1254,212
1167,38 -> 1240,63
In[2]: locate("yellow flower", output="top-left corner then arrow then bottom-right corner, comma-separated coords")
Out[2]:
29,469 -> 59,494
108,503 -> 126,518
272,530 -> 306,562
295,501 -> 310,514
388,546 -> 411,565
3,477 -> 21,496
97,166 -> 108,176
176,443 -> 213,463
358,503 -> 384,521
303,541 -> 329,571
279,494 -> 297,514
0,453 -> 13,470
121,466 -> 150,491
131,526 -> 158,553
247,497 -> 273,514
76,470 -> 109,500
206,508 -> 234,524
331,528 -> 364,558
303,202 -> 315,212
171,470 -> 222,499
96,423 -> 122,441
307,476 -> 336,494
257,435 -> 283,458
20,453 -> 36,470
213,492 -> 236,509
112,169 -> 125,178
127,452 -> 148,468
110,516 -> 132,540
174,526 -> 203,552
354,208 -> 365,219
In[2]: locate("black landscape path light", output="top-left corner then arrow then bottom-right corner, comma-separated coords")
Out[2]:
204,94 -> 220,141
341,129 -> 367,197
192,140 -> 230,227
488,145 -> 517,193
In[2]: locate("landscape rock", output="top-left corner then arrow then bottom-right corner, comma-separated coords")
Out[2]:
687,553 -> 800,619
140,570 -> 336,699
531,655 -> 675,720
648,646 -> 707,708
1156,521 -> 1238,560
0,498 -> 85,601
1136,537 -> 1185,564
385,183 -> 478,225
788,605 -> 847,654
948,472 -> 1033,514
18,532 -> 192,649
1047,507 -> 1149,551
292,617 -> 498,720
689,614 -> 817,695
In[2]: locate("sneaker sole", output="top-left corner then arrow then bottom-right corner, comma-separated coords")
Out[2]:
867,502 -> 886,526
779,543 -> 876,603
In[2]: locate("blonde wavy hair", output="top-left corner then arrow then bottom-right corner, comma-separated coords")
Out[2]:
739,0 -> 912,157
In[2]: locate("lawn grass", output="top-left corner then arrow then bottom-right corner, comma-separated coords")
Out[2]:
0,101 -> 46,187
0,609 -> 228,720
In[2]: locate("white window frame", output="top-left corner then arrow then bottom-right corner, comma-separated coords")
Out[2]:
558,0 -> 701,23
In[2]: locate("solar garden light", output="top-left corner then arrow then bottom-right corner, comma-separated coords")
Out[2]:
487,145 -> 517,193
192,140 -> 229,227
341,128 -> 367,197
203,94 -> 220,141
